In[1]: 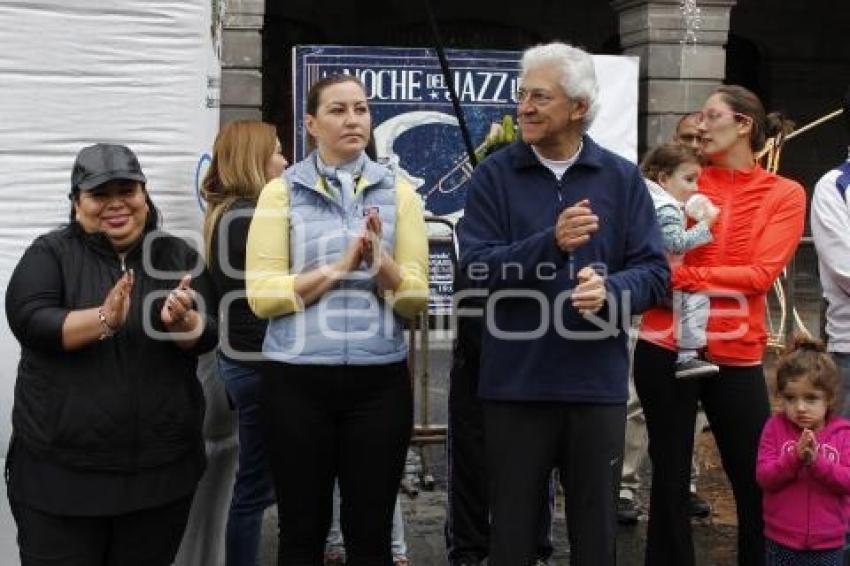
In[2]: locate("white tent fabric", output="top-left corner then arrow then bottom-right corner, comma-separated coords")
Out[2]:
0,2 -> 232,564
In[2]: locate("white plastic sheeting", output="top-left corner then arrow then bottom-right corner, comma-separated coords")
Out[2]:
0,1 -> 233,564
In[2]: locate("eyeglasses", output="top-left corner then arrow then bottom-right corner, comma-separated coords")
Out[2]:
515,88 -> 558,107
688,110 -> 750,125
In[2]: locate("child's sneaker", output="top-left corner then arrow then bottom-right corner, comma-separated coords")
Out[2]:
675,358 -> 719,379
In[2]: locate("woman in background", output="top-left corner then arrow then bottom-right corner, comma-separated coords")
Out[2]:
202,120 -> 287,566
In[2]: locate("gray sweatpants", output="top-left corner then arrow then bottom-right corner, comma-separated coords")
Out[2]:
675,291 -> 710,354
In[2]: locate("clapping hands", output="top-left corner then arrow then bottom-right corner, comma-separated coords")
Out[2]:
363,208 -> 382,268
572,266 -> 606,316
333,209 -> 382,275
160,274 -> 199,330
100,269 -> 134,332
555,199 -> 598,253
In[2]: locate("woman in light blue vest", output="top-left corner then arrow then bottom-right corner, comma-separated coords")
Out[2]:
246,74 -> 428,565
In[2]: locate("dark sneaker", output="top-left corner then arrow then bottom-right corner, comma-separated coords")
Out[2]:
689,491 -> 712,518
675,358 -> 720,379
617,496 -> 639,525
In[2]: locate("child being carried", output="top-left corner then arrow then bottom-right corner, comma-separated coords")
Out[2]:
641,142 -> 720,379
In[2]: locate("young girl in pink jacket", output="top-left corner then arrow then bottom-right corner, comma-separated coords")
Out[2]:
757,336 -> 850,565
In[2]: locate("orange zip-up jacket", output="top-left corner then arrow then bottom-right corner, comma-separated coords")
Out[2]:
640,164 -> 806,366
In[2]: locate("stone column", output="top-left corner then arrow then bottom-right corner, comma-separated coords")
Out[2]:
610,0 -> 737,154
220,0 -> 264,124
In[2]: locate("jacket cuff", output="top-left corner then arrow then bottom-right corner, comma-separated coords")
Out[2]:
542,226 -> 570,268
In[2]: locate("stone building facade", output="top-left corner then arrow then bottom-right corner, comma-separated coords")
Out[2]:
221,0 -> 850,191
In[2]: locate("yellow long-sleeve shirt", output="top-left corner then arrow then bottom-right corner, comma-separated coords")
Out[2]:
246,175 -> 429,321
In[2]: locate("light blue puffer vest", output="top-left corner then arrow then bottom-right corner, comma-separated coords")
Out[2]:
263,152 -> 407,365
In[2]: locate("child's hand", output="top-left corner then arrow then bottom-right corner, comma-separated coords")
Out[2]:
704,203 -> 720,227
685,194 -> 719,226
796,429 -> 817,465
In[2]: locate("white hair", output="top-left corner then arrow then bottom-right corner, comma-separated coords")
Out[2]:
520,42 -> 600,132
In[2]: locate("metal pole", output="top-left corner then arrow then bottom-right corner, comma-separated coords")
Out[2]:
785,254 -> 797,346
402,321 -> 420,497
423,0 -> 478,168
418,311 -> 435,489
407,320 -> 417,390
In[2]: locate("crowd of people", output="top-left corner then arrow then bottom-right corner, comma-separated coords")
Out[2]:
4,39 -> 850,566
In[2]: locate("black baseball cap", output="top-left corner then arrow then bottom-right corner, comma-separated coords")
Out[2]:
71,143 -> 147,194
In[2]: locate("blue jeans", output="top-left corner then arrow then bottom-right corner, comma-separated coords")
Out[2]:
217,355 -> 276,566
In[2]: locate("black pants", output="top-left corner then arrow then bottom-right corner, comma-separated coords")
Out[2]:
484,400 -> 625,566
633,340 -> 769,566
10,494 -> 194,566
260,362 -> 412,566
445,334 -> 554,564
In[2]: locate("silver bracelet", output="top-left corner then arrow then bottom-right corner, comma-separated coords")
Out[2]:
97,307 -> 117,340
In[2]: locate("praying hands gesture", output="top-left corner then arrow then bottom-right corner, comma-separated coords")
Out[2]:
363,208 -> 382,269
310,209 -> 402,303
363,209 -> 403,294
329,210 -> 381,275
797,428 -> 817,465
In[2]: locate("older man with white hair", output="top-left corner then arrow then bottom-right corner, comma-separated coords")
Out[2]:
458,42 -> 668,565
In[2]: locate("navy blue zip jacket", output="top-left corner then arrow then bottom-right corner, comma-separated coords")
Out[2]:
458,136 -> 669,403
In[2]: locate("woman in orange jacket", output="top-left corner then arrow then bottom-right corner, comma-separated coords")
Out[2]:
634,85 -> 806,566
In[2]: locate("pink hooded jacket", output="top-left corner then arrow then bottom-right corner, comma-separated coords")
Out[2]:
756,414 -> 850,550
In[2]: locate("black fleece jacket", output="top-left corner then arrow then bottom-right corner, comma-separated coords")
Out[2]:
5,221 -> 217,472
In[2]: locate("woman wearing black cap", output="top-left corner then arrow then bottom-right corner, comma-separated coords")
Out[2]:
4,143 -> 218,565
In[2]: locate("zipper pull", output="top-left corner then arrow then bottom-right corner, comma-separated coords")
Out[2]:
120,255 -> 127,273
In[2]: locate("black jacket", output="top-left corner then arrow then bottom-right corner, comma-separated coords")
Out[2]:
208,198 -> 267,361
5,222 -> 217,472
